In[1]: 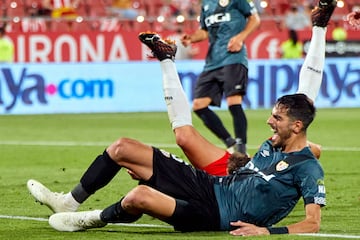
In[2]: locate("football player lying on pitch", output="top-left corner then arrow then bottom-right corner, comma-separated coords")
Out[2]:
26,0 -> 336,236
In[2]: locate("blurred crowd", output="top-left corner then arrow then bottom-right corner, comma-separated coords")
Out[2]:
0,0 -> 202,32
0,0 -> 358,33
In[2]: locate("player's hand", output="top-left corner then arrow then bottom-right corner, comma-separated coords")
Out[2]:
229,221 -> 269,236
227,36 -> 244,52
181,34 -> 192,47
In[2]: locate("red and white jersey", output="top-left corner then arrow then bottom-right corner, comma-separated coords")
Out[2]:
51,0 -> 73,8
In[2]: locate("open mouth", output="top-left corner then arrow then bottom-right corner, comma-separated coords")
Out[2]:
270,128 -> 278,141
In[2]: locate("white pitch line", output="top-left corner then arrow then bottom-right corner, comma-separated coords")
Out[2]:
298,233 -> 360,239
0,214 -> 172,228
0,140 -> 175,148
0,215 -> 48,222
1,215 -> 359,238
0,140 -> 359,152
0,140 -> 111,147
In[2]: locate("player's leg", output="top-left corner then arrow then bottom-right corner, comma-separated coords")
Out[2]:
48,184 -> 215,232
161,60 -> 227,170
223,63 -> 249,154
297,0 -> 337,102
139,32 -> 228,172
227,95 -> 247,154
48,185 -> 176,232
48,184 -> 219,232
27,137 -> 155,213
193,101 -> 236,150
27,147 -> 122,213
192,71 -> 237,150
48,152 -> 220,232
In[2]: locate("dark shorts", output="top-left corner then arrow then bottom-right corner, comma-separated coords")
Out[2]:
195,63 -> 248,107
142,147 -> 221,231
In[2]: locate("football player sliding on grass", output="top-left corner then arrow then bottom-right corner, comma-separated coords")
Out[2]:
27,0 -> 336,236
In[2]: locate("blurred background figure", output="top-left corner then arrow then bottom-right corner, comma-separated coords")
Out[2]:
280,29 -> 303,59
166,0 -> 198,19
106,0 -> 140,31
167,26 -> 199,60
0,24 -> 14,63
42,0 -> 80,31
181,0 -> 260,153
108,0 -> 138,19
346,7 -> 360,29
283,1 -> 311,30
332,21 -> 348,41
252,0 -> 264,15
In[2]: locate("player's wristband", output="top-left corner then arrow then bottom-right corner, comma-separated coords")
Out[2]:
266,226 -> 289,234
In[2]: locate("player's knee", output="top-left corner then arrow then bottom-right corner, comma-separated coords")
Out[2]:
192,98 -> 209,110
108,137 -> 134,161
123,185 -> 153,210
174,127 -> 195,149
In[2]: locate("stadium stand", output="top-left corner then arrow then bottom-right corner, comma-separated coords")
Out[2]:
0,0 -> 358,32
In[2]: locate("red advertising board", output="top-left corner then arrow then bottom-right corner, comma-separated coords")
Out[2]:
6,28 -> 359,62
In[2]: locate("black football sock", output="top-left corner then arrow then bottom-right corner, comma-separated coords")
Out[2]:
71,150 -> 121,203
100,199 -> 142,223
194,107 -> 234,147
70,183 -> 89,204
229,104 -> 247,153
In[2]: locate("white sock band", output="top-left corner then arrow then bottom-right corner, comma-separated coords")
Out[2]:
297,27 -> 326,102
65,192 -> 80,210
160,60 -> 192,129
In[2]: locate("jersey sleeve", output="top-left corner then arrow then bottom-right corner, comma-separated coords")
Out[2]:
296,161 -> 326,207
200,5 -> 207,30
236,0 -> 258,17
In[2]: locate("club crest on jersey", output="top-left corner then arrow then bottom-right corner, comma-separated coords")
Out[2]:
219,0 -> 229,7
276,160 -> 289,171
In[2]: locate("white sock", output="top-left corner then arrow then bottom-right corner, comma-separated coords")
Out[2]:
65,192 -> 80,211
297,26 -> 327,102
160,59 -> 192,129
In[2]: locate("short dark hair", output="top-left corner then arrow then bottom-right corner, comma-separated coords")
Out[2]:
0,27 -> 5,35
275,93 -> 316,130
227,152 -> 251,174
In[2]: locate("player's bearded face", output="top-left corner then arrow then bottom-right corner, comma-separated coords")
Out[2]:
267,106 -> 293,148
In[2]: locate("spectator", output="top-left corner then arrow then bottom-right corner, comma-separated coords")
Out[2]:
108,0 -> 138,20
32,1 -> 52,17
332,21 -> 347,41
283,2 -> 311,30
42,0 -> 80,31
252,0 -> 264,15
167,0 -> 197,18
346,8 -> 360,29
0,25 -> 14,63
280,29 -> 303,59
141,0 -> 164,19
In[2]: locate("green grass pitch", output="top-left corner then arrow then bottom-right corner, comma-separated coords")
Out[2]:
0,108 -> 359,240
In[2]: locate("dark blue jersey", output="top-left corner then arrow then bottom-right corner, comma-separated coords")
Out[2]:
200,0 -> 257,71
214,144 -> 326,230
248,139 -> 288,170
